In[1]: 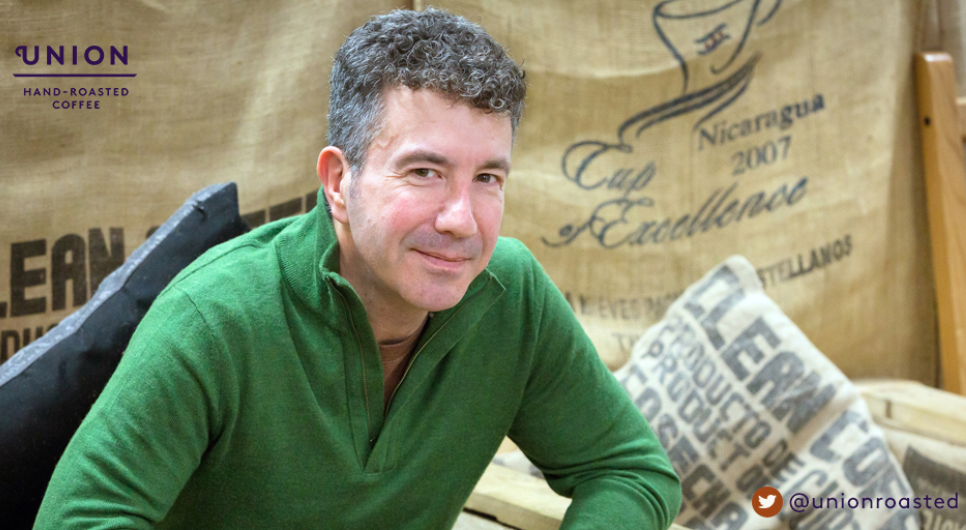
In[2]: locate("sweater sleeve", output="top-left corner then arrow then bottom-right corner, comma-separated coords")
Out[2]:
507,256 -> 682,530
33,287 -> 232,530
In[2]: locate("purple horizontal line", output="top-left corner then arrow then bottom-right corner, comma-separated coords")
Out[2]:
13,73 -> 137,78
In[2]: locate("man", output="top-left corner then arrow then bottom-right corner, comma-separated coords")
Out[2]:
35,8 -> 681,530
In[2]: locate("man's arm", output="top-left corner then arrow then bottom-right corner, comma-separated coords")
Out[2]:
507,255 -> 682,530
33,287 -> 229,529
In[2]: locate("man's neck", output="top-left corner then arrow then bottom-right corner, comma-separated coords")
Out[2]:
364,299 -> 428,345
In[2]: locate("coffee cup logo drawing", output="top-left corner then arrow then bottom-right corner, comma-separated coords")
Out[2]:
654,0 -> 782,95
546,0 -> 786,249
752,486 -> 784,517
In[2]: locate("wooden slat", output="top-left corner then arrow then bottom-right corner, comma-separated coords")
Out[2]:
857,379 -> 966,444
957,97 -> 966,141
467,464 -> 570,530
915,52 -> 966,394
466,464 -> 690,530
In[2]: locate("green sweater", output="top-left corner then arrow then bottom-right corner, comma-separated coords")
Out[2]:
35,195 -> 681,529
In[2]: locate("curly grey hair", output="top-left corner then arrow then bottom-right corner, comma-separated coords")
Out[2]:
326,8 -> 526,181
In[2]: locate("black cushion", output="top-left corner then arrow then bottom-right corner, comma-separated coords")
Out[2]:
0,182 -> 249,530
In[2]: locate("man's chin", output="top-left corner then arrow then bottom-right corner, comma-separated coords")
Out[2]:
405,284 -> 472,314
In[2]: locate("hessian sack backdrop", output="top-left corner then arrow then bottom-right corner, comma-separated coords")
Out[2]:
423,0 -> 938,383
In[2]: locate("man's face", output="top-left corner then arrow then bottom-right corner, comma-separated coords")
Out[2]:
338,87 -> 513,314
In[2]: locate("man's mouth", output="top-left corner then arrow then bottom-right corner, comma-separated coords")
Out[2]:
416,250 -> 471,262
415,249 -> 473,272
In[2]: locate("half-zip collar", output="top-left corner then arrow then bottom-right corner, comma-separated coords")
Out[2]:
277,188 -> 506,472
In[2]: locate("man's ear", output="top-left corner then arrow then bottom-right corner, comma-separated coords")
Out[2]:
317,146 -> 351,223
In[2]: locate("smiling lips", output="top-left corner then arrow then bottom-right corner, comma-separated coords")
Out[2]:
416,249 -> 472,272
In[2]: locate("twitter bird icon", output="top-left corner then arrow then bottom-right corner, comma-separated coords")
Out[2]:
752,487 -> 783,517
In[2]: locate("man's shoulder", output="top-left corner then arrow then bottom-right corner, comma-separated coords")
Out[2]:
486,237 -> 555,297
489,236 -> 537,274
159,215 -> 304,308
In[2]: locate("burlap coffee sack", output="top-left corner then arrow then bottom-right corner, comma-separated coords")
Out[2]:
421,0 -> 936,383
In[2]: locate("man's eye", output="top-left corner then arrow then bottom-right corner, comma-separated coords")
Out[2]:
413,168 -> 437,178
477,174 -> 499,184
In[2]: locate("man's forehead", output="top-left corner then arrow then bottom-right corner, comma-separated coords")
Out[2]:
372,87 -> 514,171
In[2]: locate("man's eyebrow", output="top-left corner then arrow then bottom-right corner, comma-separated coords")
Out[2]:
394,150 -> 452,170
479,158 -> 511,174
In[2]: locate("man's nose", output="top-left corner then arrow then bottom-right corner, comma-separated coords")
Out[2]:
435,183 -> 477,239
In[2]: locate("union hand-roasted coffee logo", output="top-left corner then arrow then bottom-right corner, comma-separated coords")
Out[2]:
13,45 -> 135,110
